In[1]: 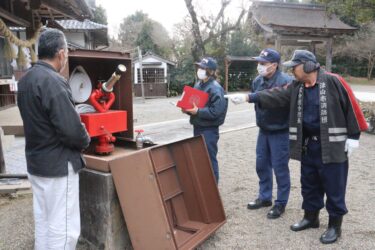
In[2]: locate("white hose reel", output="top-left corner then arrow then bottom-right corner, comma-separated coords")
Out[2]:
69,66 -> 95,113
69,65 -> 92,103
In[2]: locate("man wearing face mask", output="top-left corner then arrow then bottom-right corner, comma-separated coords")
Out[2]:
183,57 -> 228,183
228,50 -> 368,244
17,28 -> 90,249
244,48 -> 293,219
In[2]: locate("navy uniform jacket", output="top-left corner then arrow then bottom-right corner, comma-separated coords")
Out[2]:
252,69 -> 292,132
189,77 -> 228,127
17,61 -> 90,177
249,69 -> 368,164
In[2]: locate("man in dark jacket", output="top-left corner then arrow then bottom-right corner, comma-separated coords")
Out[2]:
228,50 -> 368,244
17,28 -> 90,249
246,48 -> 293,219
183,57 -> 228,183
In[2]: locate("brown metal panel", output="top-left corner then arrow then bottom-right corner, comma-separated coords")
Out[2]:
150,137 -> 226,249
184,137 -> 226,223
157,167 -> 181,201
150,147 -> 175,172
169,137 -> 226,223
166,143 -> 205,223
90,137 -> 225,249
68,49 -> 130,60
110,150 -> 177,250
179,223 -> 225,250
83,139 -> 140,172
84,156 -> 110,172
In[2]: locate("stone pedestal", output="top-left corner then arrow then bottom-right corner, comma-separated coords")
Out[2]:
79,168 -> 132,249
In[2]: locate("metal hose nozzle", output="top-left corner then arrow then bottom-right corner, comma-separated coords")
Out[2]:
102,64 -> 127,92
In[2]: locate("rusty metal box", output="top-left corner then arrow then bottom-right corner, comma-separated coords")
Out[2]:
110,136 -> 226,250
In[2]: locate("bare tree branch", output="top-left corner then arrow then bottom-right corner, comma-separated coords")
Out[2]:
200,16 -> 211,29
184,0 -> 247,61
203,8 -> 246,45
184,0 -> 205,60
211,0 -> 231,31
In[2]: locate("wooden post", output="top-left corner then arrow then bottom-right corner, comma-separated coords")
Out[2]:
137,46 -> 145,102
0,127 -> 5,174
224,57 -> 229,92
275,35 -> 281,51
326,37 -> 333,72
311,42 -> 316,55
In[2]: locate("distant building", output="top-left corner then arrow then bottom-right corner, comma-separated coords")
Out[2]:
0,0 -> 92,108
249,0 -> 356,71
133,52 -> 176,97
49,19 -> 108,50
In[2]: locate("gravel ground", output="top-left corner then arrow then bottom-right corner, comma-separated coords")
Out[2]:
198,129 -> 375,250
1,87 -> 375,249
1,129 -> 374,250
132,95 -> 250,126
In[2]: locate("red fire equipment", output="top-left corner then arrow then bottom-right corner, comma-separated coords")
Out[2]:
80,64 -> 127,154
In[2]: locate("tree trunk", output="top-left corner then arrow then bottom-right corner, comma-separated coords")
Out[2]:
184,0 -> 205,61
367,55 -> 375,80
184,0 -> 245,62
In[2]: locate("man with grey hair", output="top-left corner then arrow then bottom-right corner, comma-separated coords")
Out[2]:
17,28 -> 90,249
228,50 -> 368,244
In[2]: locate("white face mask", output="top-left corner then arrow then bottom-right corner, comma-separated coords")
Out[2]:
197,68 -> 207,80
257,64 -> 273,76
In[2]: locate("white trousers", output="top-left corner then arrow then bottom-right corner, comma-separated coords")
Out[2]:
28,162 -> 80,250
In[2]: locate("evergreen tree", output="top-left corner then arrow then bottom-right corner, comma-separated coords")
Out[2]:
92,5 -> 107,25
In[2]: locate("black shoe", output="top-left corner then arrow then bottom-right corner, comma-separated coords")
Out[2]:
290,210 -> 320,231
247,199 -> 272,210
320,216 -> 343,244
267,204 -> 285,219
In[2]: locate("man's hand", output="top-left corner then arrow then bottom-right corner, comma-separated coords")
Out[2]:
185,103 -> 199,115
225,94 -> 249,105
345,139 -> 359,157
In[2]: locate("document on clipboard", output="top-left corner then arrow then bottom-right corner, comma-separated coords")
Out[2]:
176,85 -> 209,109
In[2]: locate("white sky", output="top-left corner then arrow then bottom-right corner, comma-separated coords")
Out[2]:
95,0 -> 252,38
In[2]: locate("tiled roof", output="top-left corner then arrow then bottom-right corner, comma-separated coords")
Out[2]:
251,1 -> 356,31
55,19 -> 107,30
133,52 -> 176,66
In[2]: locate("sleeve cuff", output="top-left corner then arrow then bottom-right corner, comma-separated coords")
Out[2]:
248,93 -> 259,103
348,133 -> 360,140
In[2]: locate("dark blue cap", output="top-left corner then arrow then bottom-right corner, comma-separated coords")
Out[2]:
283,50 -> 317,68
195,57 -> 217,70
252,48 -> 281,63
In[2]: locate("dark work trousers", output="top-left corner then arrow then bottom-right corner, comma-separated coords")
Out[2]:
301,138 -> 349,217
256,130 -> 290,205
194,126 -> 220,183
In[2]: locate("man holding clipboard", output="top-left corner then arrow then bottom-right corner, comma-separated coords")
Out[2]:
180,57 -> 228,184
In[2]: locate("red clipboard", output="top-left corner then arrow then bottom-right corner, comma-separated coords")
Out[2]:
176,85 -> 209,109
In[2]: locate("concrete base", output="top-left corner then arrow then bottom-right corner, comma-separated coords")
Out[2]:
2,135 -> 15,151
79,168 -> 132,250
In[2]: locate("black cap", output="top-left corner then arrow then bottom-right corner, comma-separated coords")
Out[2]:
195,57 -> 217,70
283,50 -> 317,68
252,48 -> 281,63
